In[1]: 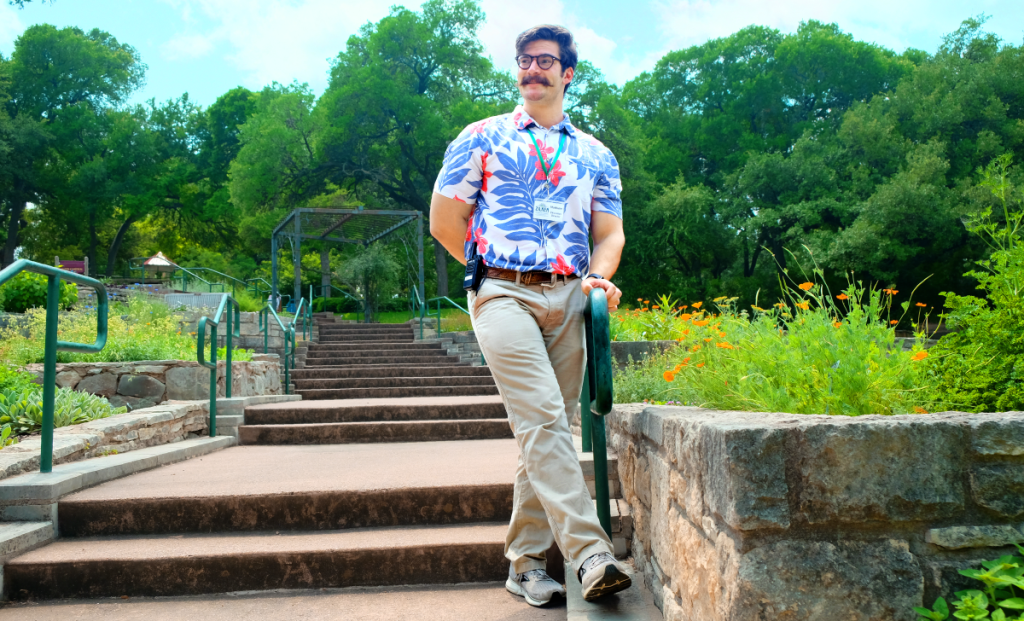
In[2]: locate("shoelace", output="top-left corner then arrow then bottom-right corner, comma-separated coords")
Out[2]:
579,552 -> 614,578
521,569 -> 557,584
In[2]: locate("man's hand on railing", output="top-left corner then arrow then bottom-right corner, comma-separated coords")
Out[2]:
582,277 -> 622,312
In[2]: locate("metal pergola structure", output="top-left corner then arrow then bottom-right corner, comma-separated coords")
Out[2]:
271,207 -> 425,310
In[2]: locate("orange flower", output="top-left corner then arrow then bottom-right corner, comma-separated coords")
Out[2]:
795,302 -> 810,310
775,302 -> 786,309
694,320 -> 709,327
637,298 -> 643,301
883,288 -> 899,295
692,301 -> 703,309
653,305 -> 660,310
704,337 -> 712,342
682,357 -> 691,365
912,351 -> 929,361
914,406 -> 929,414
716,342 -> 734,349
680,314 -> 693,321
833,321 -> 842,328
682,329 -> 690,335
798,282 -> 814,291
890,320 -> 899,325
915,302 -> 927,307
663,370 -> 676,381
690,344 -> 701,352
836,294 -> 849,300
696,362 -> 705,368
718,331 -> 726,338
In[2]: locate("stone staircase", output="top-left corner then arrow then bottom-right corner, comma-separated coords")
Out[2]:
2,315 -> 639,615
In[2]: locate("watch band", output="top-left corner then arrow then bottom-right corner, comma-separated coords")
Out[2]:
585,273 -> 604,280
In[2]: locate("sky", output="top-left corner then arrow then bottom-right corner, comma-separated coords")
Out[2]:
2,0 -> 1023,108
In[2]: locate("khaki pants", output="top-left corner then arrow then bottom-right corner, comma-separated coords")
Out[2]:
469,275 -> 613,575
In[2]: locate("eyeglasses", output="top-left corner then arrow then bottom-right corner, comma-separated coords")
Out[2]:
515,54 -> 560,70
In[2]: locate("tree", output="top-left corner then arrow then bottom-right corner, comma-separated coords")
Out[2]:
315,0 -> 516,295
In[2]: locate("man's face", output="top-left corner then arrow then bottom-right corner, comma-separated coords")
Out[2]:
516,39 -> 573,105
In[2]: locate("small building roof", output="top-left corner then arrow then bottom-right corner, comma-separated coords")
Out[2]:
142,252 -> 176,267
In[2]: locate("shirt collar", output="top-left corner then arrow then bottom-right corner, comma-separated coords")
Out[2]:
511,105 -> 576,136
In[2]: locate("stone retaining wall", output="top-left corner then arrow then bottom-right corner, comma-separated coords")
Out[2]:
25,356 -> 282,410
179,311 -> 293,357
595,404 -> 1024,621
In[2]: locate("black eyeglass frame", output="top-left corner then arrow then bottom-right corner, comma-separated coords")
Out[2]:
515,54 -> 561,70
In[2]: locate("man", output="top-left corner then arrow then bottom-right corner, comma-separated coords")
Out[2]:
429,24 -> 631,606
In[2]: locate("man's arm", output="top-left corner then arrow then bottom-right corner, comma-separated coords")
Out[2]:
430,192 -> 474,266
582,211 -> 625,311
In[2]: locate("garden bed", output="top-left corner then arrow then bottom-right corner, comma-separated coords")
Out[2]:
590,403 -> 1024,621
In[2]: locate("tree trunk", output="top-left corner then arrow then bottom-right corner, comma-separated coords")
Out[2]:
320,246 -> 331,289
2,200 -> 27,268
87,209 -> 98,277
434,238 -> 449,298
106,213 -> 138,277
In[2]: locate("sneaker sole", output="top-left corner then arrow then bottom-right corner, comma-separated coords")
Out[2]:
581,564 -> 633,601
505,577 -> 564,607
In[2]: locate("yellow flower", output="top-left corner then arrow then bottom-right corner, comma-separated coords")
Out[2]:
775,302 -> 786,309
752,305 -> 766,312
912,351 -> 929,361
798,282 -> 814,291
795,302 -> 809,311
713,296 -> 727,302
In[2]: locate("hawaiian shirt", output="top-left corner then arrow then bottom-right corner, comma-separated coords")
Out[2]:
433,105 -> 622,276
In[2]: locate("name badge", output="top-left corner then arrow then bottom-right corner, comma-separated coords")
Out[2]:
533,199 -> 565,222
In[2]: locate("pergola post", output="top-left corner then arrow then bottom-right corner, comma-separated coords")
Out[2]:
292,213 -> 302,305
417,214 -> 425,313
271,234 -> 279,302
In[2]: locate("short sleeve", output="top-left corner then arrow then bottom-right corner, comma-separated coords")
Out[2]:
591,149 -> 623,219
434,124 -> 486,205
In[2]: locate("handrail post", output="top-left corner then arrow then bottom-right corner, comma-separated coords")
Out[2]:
583,288 -> 613,538
579,370 -> 593,452
225,308 -> 233,399
40,274 -> 60,473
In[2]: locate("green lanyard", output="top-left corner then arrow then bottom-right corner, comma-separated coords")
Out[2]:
526,128 -> 567,185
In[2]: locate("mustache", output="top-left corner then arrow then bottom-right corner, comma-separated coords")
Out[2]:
520,75 -> 552,86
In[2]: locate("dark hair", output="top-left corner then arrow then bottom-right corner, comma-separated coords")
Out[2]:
515,24 -> 577,93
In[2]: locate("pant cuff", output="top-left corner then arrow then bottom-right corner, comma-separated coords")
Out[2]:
570,541 -> 615,576
511,558 -> 547,575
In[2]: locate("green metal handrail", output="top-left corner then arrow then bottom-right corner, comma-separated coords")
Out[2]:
259,304 -> 293,394
184,267 -> 250,297
0,260 -> 109,473
196,294 -> 240,437
247,277 -> 273,298
426,296 -> 470,336
169,266 -> 227,294
291,293 -> 311,342
579,288 -> 614,537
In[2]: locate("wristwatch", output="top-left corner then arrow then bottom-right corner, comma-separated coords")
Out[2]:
585,273 -> 604,280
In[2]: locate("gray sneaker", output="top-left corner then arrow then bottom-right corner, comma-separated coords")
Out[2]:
505,564 -> 566,607
578,552 -> 632,601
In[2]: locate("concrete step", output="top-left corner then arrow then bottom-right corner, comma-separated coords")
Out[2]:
295,385 -> 499,400
292,376 -> 496,390
295,361 -> 472,371
304,355 -> 459,366
318,334 -> 414,343
291,365 -> 492,380
308,342 -> 445,352
4,523 -> 510,599
0,582 -> 563,621
565,559 -> 661,621
244,395 -> 508,424
240,418 -> 513,444
305,348 -> 450,359
318,327 -> 414,335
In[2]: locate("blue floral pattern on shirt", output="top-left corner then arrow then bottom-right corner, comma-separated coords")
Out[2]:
433,105 -> 623,276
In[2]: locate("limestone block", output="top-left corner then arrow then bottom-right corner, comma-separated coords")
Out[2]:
55,370 -> 81,389
735,539 -> 923,621
702,423 -> 790,531
75,372 -> 118,397
165,366 -> 208,401
796,419 -> 966,524
107,395 -> 141,410
970,413 -> 1024,456
970,464 -> 1024,518
925,524 -> 1024,549
132,365 -> 169,374
117,374 -> 166,400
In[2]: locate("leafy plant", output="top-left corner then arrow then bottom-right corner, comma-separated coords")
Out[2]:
915,546 -> 1024,621
0,422 -> 17,449
614,270 -> 937,415
0,363 -> 38,393
0,271 -> 78,314
927,156 -> 1024,412
0,386 -> 126,435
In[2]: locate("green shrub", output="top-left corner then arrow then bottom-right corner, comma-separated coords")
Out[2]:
0,386 -> 126,435
913,545 -> 1024,620
0,271 -> 78,313
312,296 -> 363,314
926,155 -> 1024,412
614,278 -> 936,415
0,363 -> 37,393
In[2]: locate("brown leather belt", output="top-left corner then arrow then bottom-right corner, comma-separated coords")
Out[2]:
485,267 -> 577,286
